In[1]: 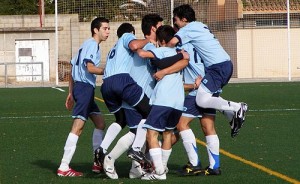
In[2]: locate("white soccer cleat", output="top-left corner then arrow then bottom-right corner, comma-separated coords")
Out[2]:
103,155 -> 118,179
129,162 -> 146,179
141,171 -> 166,180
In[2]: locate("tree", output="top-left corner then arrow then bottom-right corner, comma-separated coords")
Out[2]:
0,0 -> 54,15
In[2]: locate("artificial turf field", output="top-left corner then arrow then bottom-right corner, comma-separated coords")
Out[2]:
0,82 -> 299,184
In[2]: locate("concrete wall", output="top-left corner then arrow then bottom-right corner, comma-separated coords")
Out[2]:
237,28 -> 300,78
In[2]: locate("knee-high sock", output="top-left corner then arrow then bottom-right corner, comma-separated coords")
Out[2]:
149,148 -> 164,175
132,119 -> 146,151
108,132 -> 135,160
161,149 -> 172,170
92,128 -> 104,152
100,122 -> 122,153
206,135 -> 220,169
59,133 -> 78,171
196,86 -> 240,112
180,129 -> 199,166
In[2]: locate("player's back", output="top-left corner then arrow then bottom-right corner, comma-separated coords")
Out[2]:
176,21 -> 230,67
71,38 -> 100,87
103,33 -> 136,79
150,47 -> 184,110
179,43 -> 204,96
131,42 -> 156,98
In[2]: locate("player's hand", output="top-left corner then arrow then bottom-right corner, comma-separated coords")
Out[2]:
195,75 -> 202,89
65,93 -> 74,110
181,49 -> 189,60
153,69 -> 167,81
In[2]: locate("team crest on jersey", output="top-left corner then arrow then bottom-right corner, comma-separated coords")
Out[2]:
90,54 -> 93,59
203,79 -> 208,84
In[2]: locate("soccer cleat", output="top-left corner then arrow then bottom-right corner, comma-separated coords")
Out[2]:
57,168 -> 83,177
177,162 -> 203,176
94,147 -> 105,168
92,161 -> 102,174
141,171 -> 167,180
230,103 -> 248,138
129,163 -> 146,179
202,166 -> 221,176
127,148 -> 152,168
103,155 -> 118,179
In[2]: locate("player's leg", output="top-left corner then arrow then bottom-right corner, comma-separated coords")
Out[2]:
94,109 -> 126,169
161,130 -> 173,173
195,61 -> 248,137
89,101 -> 106,174
200,114 -> 221,175
129,95 -> 151,153
176,95 -> 203,176
103,109 -> 142,179
57,82 -> 94,177
57,118 -> 85,177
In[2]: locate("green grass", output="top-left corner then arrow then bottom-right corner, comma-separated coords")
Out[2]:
1,82 -> 300,184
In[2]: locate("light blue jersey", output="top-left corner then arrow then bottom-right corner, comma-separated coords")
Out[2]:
175,21 -> 230,67
131,43 -> 156,98
122,42 -> 156,110
70,38 -> 101,88
150,47 -> 185,110
178,43 -> 204,96
103,33 -> 136,78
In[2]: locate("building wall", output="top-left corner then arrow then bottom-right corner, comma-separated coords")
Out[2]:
237,28 -> 300,78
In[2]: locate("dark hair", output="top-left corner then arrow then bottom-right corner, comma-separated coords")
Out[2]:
156,25 -> 176,44
117,23 -> 135,38
91,17 -> 109,36
173,4 -> 196,22
141,13 -> 163,36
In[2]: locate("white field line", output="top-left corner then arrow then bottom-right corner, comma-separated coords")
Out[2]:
0,108 -> 299,120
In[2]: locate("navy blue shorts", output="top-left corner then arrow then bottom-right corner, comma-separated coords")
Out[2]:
182,95 -> 216,118
143,105 -> 182,132
101,74 -> 144,113
124,108 -> 142,129
72,82 -> 100,121
201,60 -> 233,94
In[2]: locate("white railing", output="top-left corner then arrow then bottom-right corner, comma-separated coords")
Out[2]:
0,62 -> 44,88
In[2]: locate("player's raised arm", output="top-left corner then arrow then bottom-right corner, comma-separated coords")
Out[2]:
136,48 -> 154,58
167,36 -> 179,48
129,38 -> 150,51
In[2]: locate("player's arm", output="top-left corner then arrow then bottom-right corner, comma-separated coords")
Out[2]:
86,61 -> 104,75
129,38 -> 150,52
154,58 -> 189,81
167,36 -> 180,48
151,49 -> 189,69
184,76 -> 202,91
136,49 -> 155,58
65,64 -> 74,110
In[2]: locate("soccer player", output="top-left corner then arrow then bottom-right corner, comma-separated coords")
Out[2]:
101,15 -> 189,179
94,22 -> 153,174
57,17 -> 110,177
101,14 -> 162,179
136,25 -> 189,180
168,4 -> 248,138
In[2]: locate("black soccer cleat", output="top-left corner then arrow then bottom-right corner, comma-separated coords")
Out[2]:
127,148 -> 152,168
230,102 -> 248,138
94,147 -> 105,168
202,166 -> 221,176
177,162 -> 203,176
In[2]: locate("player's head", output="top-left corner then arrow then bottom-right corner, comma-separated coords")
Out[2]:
173,4 -> 196,28
156,25 -> 176,46
91,17 -> 110,42
141,13 -> 163,36
117,23 -> 135,38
